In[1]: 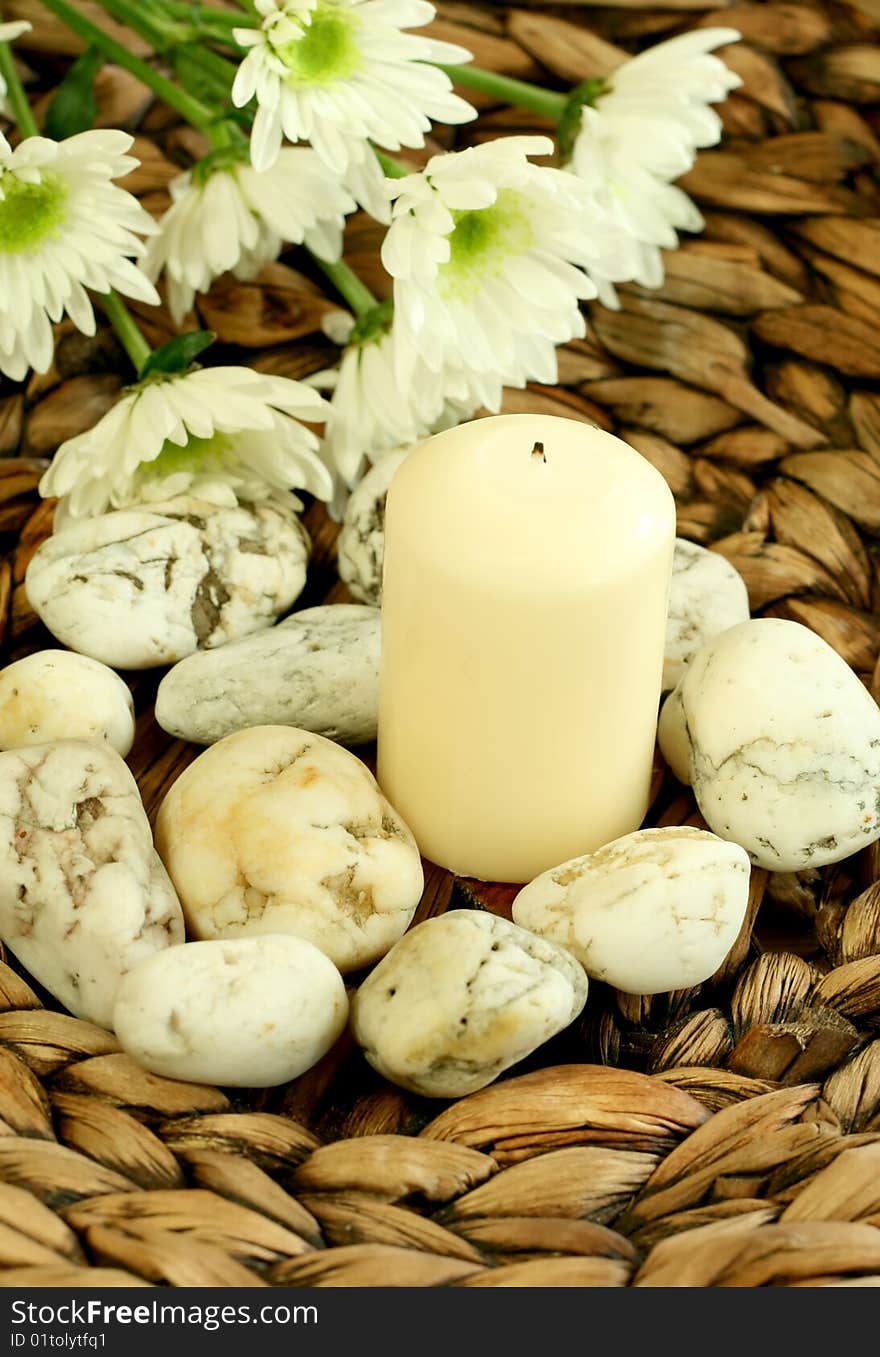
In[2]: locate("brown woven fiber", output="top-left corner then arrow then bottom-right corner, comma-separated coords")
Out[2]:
1,0 -> 880,1288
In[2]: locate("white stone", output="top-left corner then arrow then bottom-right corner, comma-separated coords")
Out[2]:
664,539 -> 750,691
155,604 -> 380,747
351,909 -> 588,1098
513,826 -> 750,995
0,741 -> 184,1028
155,725 -> 423,973
667,617 -> 880,872
112,935 -> 348,1087
0,651 -> 135,756
25,495 -> 310,670
658,686 -> 691,784
337,450 -> 409,605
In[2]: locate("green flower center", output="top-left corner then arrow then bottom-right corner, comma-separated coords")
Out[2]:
276,5 -> 361,88
439,189 -> 536,301
137,431 -> 233,483
0,172 -> 68,255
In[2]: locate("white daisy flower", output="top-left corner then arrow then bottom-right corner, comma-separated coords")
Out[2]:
315,313 -> 487,491
381,135 -> 637,387
0,20 -> 31,117
0,20 -> 31,45
231,0 -> 476,218
320,325 -> 435,487
142,146 -> 356,324
596,27 -> 743,175
40,365 -> 333,520
567,28 -> 742,303
0,128 -> 159,381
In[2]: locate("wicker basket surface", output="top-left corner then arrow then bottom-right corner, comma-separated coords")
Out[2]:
1,0 -> 880,1288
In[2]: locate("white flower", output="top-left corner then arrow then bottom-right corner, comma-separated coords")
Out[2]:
318,327 -> 556,504
40,365 -> 333,519
317,314 -> 488,491
599,27 -> 743,172
320,307 -> 356,345
0,20 -> 31,44
0,129 -> 159,381
231,0 -> 476,218
320,326 -> 435,486
567,28 -> 742,303
0,20 -> 31,117
382,135 -> 637,387
318,300 -> 566,503
142,146 -> 356,324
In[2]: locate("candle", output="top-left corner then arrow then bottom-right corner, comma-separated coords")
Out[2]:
377,413 -> 676,883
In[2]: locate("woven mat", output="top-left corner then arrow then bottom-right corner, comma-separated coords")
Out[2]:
2,0 -> 880,1288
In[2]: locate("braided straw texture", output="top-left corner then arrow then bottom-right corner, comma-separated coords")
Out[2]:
1,0 -> 880,1287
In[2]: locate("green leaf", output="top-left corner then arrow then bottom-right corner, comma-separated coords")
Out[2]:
139,331 -> 217,379
45,47 -> 104,140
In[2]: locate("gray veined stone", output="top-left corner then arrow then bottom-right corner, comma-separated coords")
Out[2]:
351,910 -> 588,1097
337,450 -> 409,605
513,826 -> 750,995
0,740 -> 184,1029
658,685 -> 691,785
155,604 -> 380,747
0,650 -> 135,755
664,538 -> 750,691
661,618 -> 880,871
113,935 -> 348,1087
25,495 -> 310,669
155,725 -> 424,974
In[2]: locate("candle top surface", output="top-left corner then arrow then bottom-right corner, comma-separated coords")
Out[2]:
385,414 -> 675,587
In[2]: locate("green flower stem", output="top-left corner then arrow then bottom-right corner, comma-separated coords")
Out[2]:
181,41 -> 238,99
160,1 -> 253,29
39,0 -> 219,139
93,0 -> 242,109
435,63 -> 566,119
93,0 -> 187,49
90,0 -> 241,139
99,292 -> 153,374
312,256 -> 378,322
0,38 -> 39,137
206,118 -> 233,148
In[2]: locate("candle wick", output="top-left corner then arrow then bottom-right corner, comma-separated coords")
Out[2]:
531,441 -> 546,463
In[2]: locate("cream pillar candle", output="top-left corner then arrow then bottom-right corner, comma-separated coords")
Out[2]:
377,413 -> 676,883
